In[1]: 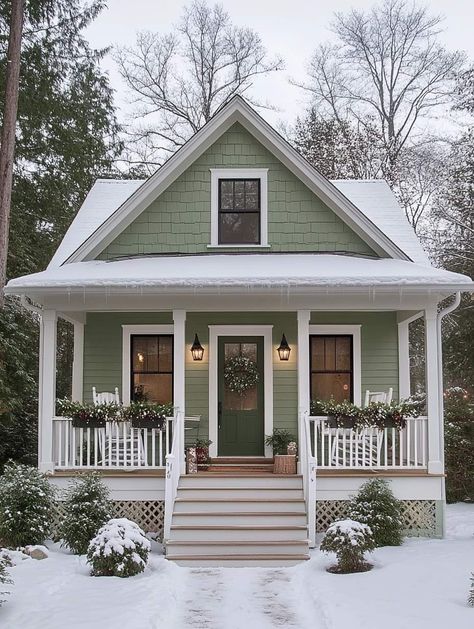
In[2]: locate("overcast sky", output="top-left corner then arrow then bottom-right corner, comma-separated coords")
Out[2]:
86,0 -> 474,128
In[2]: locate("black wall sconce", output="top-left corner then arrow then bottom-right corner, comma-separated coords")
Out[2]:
277,334 -> 291,361
190,333 -> 204,361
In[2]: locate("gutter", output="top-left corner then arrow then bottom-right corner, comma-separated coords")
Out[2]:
20,294 -> 43,316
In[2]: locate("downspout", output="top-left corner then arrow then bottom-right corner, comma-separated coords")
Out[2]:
436,291 -> 461,538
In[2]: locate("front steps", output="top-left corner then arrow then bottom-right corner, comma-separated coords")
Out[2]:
165,473 -> 310,567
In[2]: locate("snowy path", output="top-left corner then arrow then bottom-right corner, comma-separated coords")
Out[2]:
177,566 -> 326,629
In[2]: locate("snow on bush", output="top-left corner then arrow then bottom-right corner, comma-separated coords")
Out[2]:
0,553 -> 13,606
468,573 -> 474,608
87,518 -> 151,577
59,472 -> 113,555
320,519 -> 375,573
0,462 -> 55,547
348,478 -> 404,547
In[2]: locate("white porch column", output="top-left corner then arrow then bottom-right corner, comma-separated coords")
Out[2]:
398,321 -> 410,400
425,307 -> 442,474
38,310 -> 57,473
297,310 -> 311,459
173,310 -> 186,474
71,321 -> 84,402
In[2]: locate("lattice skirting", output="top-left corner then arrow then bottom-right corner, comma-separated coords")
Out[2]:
52,500 -> 165,539
316,499 -> 441,537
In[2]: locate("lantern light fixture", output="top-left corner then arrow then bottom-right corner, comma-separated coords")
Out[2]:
190,333 -> 204,361
277,334 -> 291,361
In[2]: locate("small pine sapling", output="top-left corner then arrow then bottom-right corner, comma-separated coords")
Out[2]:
0,554 -> 13,606
59,472 -> 113,555
87,518 -> 151,577
468,573 -> 474,608
320,519 -> 375,573
0,462 -> 55,547
348,478 -> 404,547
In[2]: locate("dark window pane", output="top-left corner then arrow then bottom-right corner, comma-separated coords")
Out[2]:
336,337 -> 351,371
133,374 -> 172,404
220,193 -> 234,210
312,373 -> 351,403
234,180 -> 245,194
324,337 -> 336,371
158,336 -> 173,372
241,343 -> 257,361
132,336 -> 158,372
245,180 -> 259,195
219,212 -> 259,244
245,193 -> 258,210
234,192 -> 245,209
220,180 -> 233,194
311,337 -> 325,371
224,343 -> 240,360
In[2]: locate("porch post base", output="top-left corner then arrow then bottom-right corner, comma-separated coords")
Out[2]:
38,462 -> 55,474
428,460 -> 443,475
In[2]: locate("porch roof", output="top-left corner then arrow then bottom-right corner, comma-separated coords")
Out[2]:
5,254 -> 473,295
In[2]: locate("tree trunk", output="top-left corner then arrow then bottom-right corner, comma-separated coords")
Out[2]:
0,0 -> 25,306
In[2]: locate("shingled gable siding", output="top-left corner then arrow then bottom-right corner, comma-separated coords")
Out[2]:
97,123 -> 376,259
310,312 -> 400,401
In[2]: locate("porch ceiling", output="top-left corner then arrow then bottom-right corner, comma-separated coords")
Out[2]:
5,254 -> 473,297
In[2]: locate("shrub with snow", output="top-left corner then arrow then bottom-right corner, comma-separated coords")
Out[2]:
320,519 -> 375,573
0,554 -> 12,606
0,462 -> 55,548
87,518 -> 151,577
348,478 -> 403,547
468,573 -> 474,608
59,472 -> 113,555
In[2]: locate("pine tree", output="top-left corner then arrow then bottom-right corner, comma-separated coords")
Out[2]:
59,472 -> 113,555
0,554 -> 13,606
348,478 -> 404,547
468,573 -> 474,607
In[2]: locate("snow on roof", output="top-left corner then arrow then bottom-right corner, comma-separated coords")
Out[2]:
7,254 -> 472,293
332,180 -> 430,265
48,177 -> 429,268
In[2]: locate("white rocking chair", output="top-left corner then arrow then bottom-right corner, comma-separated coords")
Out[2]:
92,388 -> 145,467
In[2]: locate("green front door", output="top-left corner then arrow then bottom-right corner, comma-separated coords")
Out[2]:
218,336 -> 265,456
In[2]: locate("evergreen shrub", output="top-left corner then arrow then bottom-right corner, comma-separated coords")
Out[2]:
444,387 -> 474,502
59,472 -> 113,555
0,462 -> 55,547
320,519 -> 375,573
348,478 -> 404,547
87,518 -> 150,577
0,554 -> 12,606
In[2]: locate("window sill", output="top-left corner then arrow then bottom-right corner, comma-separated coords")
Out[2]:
206,244 -> 271,249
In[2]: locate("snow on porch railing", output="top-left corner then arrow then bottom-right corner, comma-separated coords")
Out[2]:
164,409 -> 185,541
52,416 -> 174,469
301,412 -> 317,547
311,416 -> 428,469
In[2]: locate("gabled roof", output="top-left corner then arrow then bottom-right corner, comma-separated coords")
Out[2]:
61,95 -> 411,264
48,177 -> 429,269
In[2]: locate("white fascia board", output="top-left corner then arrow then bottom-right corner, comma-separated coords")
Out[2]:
64,96 -> 407,264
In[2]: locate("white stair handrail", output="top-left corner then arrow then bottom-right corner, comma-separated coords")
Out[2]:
164,410 -> 184,540
301,411 -> 317,548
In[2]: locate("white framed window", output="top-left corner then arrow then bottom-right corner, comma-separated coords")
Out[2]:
209,168 -> 269,247
308,324 -> 362,405
122,325 -> 174,405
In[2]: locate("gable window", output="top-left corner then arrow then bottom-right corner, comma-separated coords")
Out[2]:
130,334 -> 173,404
210,169 -> 268,247
219,179 -> 260,244
310,335 -> 353,403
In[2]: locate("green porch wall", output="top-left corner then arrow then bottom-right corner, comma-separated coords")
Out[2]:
98,123 -> 376,259
310,311 -> 399,401
82,312 -> 173,402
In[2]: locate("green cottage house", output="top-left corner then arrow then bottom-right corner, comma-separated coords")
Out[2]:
6,96 -> 473,566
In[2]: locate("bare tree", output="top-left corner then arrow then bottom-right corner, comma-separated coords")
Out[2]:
294,0 -> 463,181
116,0 -> 283,170
0,0 -> 25,306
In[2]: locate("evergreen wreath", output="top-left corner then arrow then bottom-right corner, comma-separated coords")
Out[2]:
224,355 -> 259,396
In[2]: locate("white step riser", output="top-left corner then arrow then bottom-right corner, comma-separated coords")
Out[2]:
177,488 -> 304,500
179,476 -> 303,489
173,500 -> 306,513
169,527 -> 308,542
168,557 -> 307,567
172,513 -> 307,526
166,542 -> 309,556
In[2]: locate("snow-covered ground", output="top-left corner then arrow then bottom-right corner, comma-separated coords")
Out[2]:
1,503 -> 473,629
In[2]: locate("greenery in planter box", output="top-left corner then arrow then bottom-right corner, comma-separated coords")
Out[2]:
310,396 -> 423,430
265,429 -> 296,455
122,402 -> 174,429
57,399 -> 120,428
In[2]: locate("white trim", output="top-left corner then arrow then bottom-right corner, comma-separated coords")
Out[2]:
121,324 -> 174,405
71,321 -> 84,402
208,324 -> 274,458
38,310 -> 57,472
425,308 -> 442,475
398,321 -> 410,400
172,311 -> 186,474
308,324 -> 362,406
64,96 -> 407,263
210,168 -> 268,247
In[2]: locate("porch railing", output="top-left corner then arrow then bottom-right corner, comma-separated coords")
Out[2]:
310,416 -> 428,469
52,416 -> 174,469
300,412 -> 317,547
164,409 -> 185,540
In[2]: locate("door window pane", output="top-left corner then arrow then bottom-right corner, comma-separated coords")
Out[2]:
223,342 -> 258,411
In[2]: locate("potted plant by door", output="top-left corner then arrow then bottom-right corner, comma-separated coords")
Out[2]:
195,439 -> 212,469
265,429 -> 297,474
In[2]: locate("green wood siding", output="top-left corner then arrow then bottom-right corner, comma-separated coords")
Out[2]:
98,123 -> 376,259
82,311 -> 398,441
310,312 -> 399,401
